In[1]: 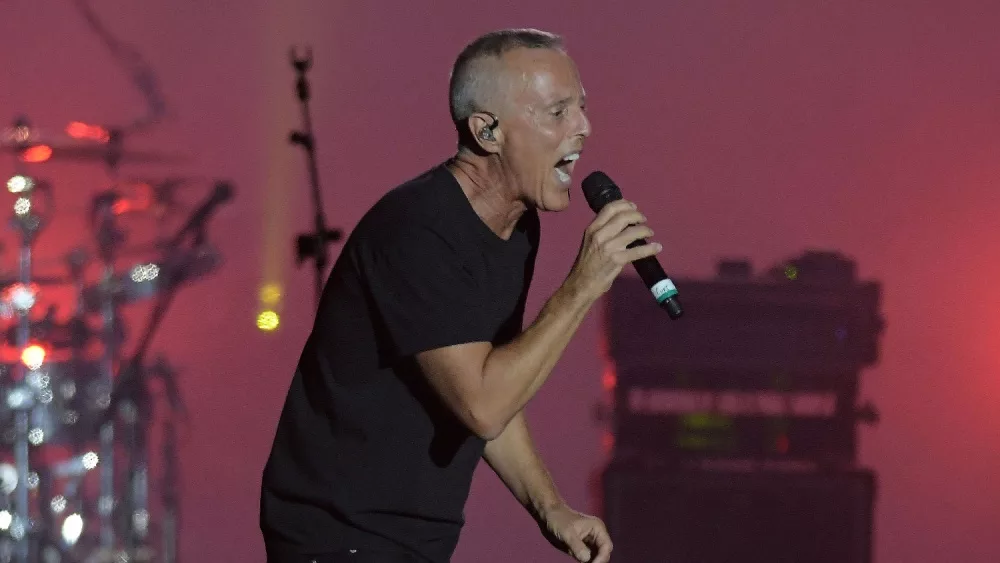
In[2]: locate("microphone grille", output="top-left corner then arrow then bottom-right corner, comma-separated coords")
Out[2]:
581,171 -> 622,213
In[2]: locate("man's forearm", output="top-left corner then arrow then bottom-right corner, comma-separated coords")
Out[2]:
477,283 -> 593,435
482,411 -> 565,522
413,281 -> 595,441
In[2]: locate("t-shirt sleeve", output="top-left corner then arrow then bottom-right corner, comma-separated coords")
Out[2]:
356,223 -> 495,359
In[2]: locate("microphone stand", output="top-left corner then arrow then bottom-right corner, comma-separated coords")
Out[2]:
288,46 -> 341,306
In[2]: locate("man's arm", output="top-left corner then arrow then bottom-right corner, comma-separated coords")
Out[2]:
483,411 -> 613,563
416,284 -> 591,440
482,411 -> 563,519
415,200 -> 659,439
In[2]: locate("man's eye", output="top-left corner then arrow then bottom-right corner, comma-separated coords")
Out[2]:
552,108 -> 566,118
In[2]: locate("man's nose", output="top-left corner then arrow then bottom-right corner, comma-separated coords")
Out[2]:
577,110 -> 592,138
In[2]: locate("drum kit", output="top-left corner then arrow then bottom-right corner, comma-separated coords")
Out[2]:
0,115 -> 231,563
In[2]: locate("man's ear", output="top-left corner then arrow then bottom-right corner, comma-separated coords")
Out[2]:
467,111 -> 502,154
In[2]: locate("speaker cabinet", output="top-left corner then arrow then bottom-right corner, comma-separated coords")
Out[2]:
600,460 -> 876,563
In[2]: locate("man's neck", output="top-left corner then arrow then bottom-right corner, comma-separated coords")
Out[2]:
447,151 -> 527,240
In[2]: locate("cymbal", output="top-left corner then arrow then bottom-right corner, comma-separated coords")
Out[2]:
2,127 -> 187,166
2,140 -> 188,166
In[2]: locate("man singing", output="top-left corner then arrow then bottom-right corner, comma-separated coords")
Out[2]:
260,28 -> 662,563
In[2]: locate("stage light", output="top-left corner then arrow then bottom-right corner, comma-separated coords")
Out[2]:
66,121 -> 110,143
61,513 -> 83,545
4,282 -> 39,313
0,463 -> 16,494
6,124 -> 31,144
256,310 -> 280,332
260,282 -> 282,305
82,451 -> 99,470
21,344 -> 46,370
6,175 -> 34,193
28,428 -> 45,445
0,510 -> 11,531
132,509 -> 150,536
601,366 -> 617,391
51,495 -> 67,514
9,516 -> 25,539
14,197 -> 31,217
5,387 -> 32,409
20,145 -> 52,163
130,263 -> 160,283
113,181 -> 154,215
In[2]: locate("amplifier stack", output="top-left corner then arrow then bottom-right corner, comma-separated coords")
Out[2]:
596,251 -> 884,563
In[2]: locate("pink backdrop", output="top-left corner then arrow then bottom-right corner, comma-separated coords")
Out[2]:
3,1 -> 999,561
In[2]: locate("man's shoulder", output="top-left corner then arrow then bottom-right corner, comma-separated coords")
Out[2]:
352,163 -> 457,248
371,163 -> 453,218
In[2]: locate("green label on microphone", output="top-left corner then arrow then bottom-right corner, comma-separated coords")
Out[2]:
651,279 -> 678,303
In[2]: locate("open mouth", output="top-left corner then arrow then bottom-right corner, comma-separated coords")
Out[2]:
554,152 -> 580,184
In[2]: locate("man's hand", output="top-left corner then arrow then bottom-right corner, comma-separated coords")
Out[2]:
564,199 -> 661,303
539,503 -> 613,563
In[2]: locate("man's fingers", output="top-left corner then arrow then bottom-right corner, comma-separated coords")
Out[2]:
588,200 -> 637,233
594,209 -> 647,244
564,533 -> 592,562
620,240 -> 663,264
609,225 -> 654,250
588,525 -> 614,563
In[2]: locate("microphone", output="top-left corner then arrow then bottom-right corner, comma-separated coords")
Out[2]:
167,181 -> 234,247
581,171 -> 683,319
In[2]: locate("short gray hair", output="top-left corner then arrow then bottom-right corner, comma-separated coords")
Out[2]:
448,29 -> 565,130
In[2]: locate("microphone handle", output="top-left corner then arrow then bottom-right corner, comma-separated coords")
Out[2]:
625,239 -> 684,319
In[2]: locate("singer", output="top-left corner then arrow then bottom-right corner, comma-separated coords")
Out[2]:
260,28 -> 663,563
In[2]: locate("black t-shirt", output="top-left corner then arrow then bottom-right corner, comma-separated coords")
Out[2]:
260,163 -> 540,563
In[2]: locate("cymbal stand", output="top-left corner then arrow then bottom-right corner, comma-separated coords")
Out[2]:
161,417 -> 178,563
289,46 -> 342,305
117,361 -> 150,558
65,247 -> 92,448
91,191 -> 125,557
122,215 -> 210,560
103,183 -> 230,562
94,129 -> 154,560
6,166 -> 49,563
149,356 -> 184,563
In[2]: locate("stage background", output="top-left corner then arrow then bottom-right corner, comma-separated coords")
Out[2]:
2,1 -> 999,561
